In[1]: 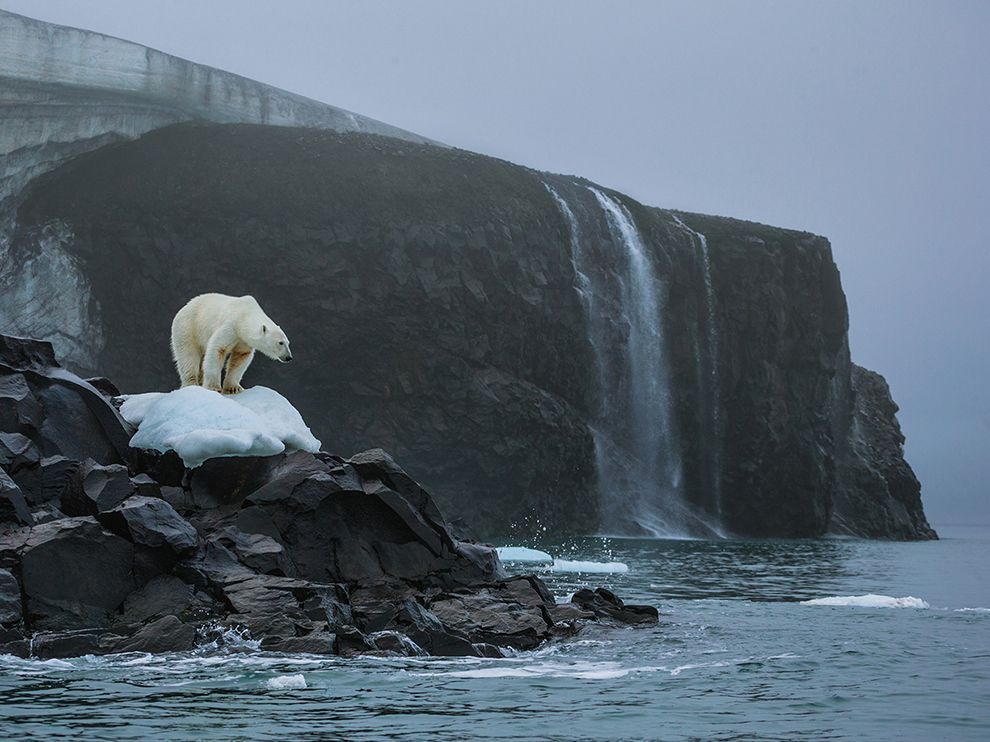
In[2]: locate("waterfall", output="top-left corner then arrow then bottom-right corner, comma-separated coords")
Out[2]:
671,214 -> 722,519
546,182 -> 689,536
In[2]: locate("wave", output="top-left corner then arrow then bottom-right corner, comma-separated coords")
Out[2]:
800,594 -> 929,609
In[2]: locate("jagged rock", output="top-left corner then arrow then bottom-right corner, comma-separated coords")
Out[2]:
548,603 -> 594,626
214,526 -> 293,576
0,468 -> 33,525
175,540 -> 256,591
244,451 -> 501,587
0,626 -> 29,658
158,485 -> 195,514
29,503 -> 67,524
221,574 -> 341,641
129,448 -> 185,488
84,377 -> 121,398
0,370 -> 44,433
0,568 -> 22,626
0,334 -> 660,656
389,598 -> 485,657
571,587 -> 659,625
116,575 -> 221,625
0,337 -> 130,466
20,517 -> 136,629
348,582 -> 417,632
0,527 -> 30,570
130,473 -> 162,498
106,615 -> 197,654
261,632 -> 336,654
369,630 -> 426,656
190,455 -> 282,508
16,455 -> 81,508
334,626 -> 377,657
32,628 -> 110,659
61,461 -> 135,516
429,577 -> 555,651
97,495 -> 198,554
0,431 -> 40,471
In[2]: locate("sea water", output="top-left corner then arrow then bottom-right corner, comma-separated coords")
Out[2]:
1,525 -> 987,741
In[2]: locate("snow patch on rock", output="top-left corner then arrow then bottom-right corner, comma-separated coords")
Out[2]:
121,386 -> 321,468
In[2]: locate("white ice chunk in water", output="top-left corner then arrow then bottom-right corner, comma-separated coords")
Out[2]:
124,386 -> 321,469
263,673 -> 307,690
800,594 -> 929,609
496,547 -> 629,574
496,547 -> 554,564
550,560 -> 629,575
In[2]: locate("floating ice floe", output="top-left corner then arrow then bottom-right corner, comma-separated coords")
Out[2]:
263,673 -> 307,690
496,547 -> 554,564
496,547 -> 629,574
120,386 -> 321,469
551,560 -> 629,574
800,594 -> 929,609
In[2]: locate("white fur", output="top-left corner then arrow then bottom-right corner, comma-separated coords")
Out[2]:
170,293 -> 292,394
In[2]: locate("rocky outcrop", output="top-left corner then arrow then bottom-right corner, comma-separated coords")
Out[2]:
3,122 -> 935,539
0,334 -> 656,659
829,365 -> 936,539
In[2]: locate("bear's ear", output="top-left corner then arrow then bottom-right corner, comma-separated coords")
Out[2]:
262,324 -> 267,334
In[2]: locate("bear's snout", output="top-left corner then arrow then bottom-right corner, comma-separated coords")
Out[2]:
281,353 -> 293,363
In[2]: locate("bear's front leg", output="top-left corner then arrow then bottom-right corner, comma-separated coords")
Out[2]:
202,332 -> 230,393
223,350 -> 254,394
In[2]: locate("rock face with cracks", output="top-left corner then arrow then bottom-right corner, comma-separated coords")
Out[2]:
0,334 -> 656,659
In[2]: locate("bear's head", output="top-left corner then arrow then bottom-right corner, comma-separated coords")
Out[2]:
257,323 -> 293,362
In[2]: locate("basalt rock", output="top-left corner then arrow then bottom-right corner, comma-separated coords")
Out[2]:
571,587 -> 661,625
61,461 -> 135,516
0,468 -> 33,525
0,333 -> 653,658
0,568 -> 22,626
19,516 -> 137,630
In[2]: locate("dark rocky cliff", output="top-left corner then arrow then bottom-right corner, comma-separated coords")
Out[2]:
5,122 -> 935,540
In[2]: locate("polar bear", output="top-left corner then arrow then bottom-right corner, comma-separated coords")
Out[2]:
170,293 -> 292,394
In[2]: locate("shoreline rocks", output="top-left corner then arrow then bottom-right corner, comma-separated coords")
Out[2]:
0,334 -> 657,659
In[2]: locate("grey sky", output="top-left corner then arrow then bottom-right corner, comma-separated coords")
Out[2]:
4,0 -> 988,524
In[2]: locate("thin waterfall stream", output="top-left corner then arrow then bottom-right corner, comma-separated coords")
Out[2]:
546,182 -> 691,536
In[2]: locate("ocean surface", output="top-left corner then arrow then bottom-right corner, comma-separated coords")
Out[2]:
1,524 -> 987,741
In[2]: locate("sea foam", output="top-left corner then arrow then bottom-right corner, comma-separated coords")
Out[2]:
264,674 -> 307,690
